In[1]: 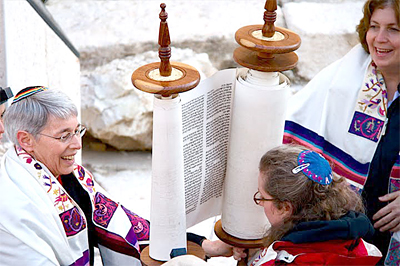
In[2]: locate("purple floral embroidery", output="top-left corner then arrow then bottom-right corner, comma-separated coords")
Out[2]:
16,146 -> 33,164
60,206 -> 86,237
70,250 -> 90,266
34,163 -> 42,170
385,237 -> 400,266
359,64 -> 387,118
121,205 -> 150,241
84,178 -> 95,193
348,111 -> 384,142
43,175 -> 56,192
389,178 -> 400,194
94,193 -> 118,228
77,165 -> 85,181
358,98 -> 381,110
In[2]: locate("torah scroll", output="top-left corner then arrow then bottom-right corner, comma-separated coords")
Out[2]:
150,95 -> 187,261
181,68 -> 291,239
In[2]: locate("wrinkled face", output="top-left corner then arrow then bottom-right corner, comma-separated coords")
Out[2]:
30,115 -> 82,177
257,173 -> 289,226
366,6 -> 400,75
0,104 -> 5,141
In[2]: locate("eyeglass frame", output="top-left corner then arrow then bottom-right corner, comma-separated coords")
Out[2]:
253,191 -> 275,205
39,125 -> 86,143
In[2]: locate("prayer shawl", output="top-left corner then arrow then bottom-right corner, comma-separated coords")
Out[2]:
0,146 -> 149,266
284,43 -> 384,191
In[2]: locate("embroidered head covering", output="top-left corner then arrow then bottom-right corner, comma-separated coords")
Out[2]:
12,86 -> 48,104
0,87 -> 13,105
292,150 -> 333,185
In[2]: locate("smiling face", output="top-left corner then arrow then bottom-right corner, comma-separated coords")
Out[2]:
257,172 -> 292,226
366,6 -> 400,75
30,115 -> 82,177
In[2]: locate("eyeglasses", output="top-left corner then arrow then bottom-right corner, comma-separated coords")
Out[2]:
253,191 -> 275,205
39,125 -> 86,143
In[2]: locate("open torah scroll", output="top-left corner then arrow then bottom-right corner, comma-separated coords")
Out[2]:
179,68 -> 291,239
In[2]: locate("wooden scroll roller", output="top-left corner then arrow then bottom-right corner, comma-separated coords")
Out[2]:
131,3 -> 204,265
234,0 -> 301,72
131,3 -> 200,96
214,0 -> 301,265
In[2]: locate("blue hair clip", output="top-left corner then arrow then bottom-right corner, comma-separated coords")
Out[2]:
292,150 -> 333,185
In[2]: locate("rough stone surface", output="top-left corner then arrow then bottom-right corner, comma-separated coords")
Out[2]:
45,0 -> 366,150
81,48 -> 216,150
2,0 -> 80,108
283,2 -> 364,80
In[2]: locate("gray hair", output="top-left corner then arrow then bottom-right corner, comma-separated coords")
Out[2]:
4,89 -> 78,146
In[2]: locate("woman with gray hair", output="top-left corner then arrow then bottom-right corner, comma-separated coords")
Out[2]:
0,86 -> 236,266
0,86 -> 150,266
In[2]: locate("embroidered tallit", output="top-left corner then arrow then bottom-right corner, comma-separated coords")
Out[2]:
0,146 -> 149,265
284,44 -> 384,191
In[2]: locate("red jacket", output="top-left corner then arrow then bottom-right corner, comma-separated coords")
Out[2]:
251,239 -> 382,266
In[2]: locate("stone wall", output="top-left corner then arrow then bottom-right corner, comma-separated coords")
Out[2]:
1,0 -> 80,107
45,0 -> 366,151
0,0 -> 81,157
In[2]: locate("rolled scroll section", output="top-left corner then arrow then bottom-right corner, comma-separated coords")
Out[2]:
149,95 -> 187,260
221,69 -> 291,239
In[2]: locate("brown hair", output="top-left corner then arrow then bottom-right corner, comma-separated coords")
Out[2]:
258,144 -> 364,247
356,0 -> 400,53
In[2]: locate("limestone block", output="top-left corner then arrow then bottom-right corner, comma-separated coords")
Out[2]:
81,48 -> 216,150
46,1 -> 285,50
282,1 -> 364,81
43,0 -> 368,151
3,0 -> 80,104
46,1 -> 286,73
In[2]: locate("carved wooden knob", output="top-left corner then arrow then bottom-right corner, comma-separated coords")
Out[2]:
158,3 -> 172,76
262,0 -> 277,38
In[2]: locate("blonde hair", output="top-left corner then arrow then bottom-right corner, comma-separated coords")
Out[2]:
259,144 -> 364,246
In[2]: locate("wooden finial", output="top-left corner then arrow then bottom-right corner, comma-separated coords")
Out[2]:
262,0 -> 277,38
131,3 -> 200,97
233,0 -> 300,72
158,3 -> 172,76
